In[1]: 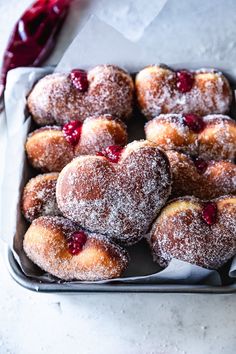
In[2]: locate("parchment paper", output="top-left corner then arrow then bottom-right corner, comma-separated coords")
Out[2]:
1,16 -> 236,286
92,0 -> 168,42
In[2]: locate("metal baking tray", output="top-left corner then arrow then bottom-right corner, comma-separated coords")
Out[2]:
5,247 -> 236,293
3,66 -> 236,294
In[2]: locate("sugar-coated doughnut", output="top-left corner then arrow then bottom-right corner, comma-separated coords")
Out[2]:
25,115 -> 128,172
56,140 -> 172,245
22,173 -> 60,222
135,66 -> 232,119
150,195 -> 236,269
25,126 -> 74,172
73,115 -> 128,156
27,65 -> 134,125
23,216 -> 129,281
166,150 -> 236,200
145,114 -> 236,161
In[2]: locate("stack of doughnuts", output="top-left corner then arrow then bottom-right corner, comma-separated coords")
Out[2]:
22,64 -> 236,281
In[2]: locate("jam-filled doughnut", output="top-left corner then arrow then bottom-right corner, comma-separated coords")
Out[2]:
25,115 -> 128,172
166,151 -> 236,200
22,173 -> 61,222
25,126 -> 74,172
72,115 -> 127,156
56,140 -> 172,245
135,66 -> 232,119
150,195 -> 236,269
145,114 -> 236,161
27,65 -> 134,125
23,216 -> 129,281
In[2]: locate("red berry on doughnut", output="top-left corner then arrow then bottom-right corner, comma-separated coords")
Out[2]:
192,157 -> 208,174
202,202 -> 217,225
96,145 -> 123,163
70,69 -> 89,92
67,231 -> 87,255
183,114 -> 205,133
176,70 -> 194,93
63,120 -> 83,146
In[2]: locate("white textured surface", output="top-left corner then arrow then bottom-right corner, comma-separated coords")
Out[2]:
1,1 -> 236,353
1,250 -> 236,354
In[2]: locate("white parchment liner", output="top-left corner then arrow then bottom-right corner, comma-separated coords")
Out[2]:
1,16 -> 236,287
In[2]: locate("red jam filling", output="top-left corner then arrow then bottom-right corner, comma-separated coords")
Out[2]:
0,0 -> 71,93
193,158 -> 208,174
70,69 -> 89,92
63,120 -> 83,146
202,202 -> 217,225
183,114 -> 205,133
176,70 -> 194,93
67,231 -> 87,255
96,145 -> 123,163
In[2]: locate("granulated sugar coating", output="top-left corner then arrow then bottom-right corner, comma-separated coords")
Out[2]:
74,115 -> 128,156
166,150 -> 236,200
23,216 -> 129,281
150,195 -> 236,269
56,140 -> 172,245
25,115 -> 128,172
135,66 -> 232,119
26,126 -> 74,172
22,173 -> 61,222
145,114 -> 236,161
27,65 -> 134,126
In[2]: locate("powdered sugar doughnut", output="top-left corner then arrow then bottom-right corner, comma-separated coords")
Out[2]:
198,115 -> 236,160
25,126 -> 74,172
22,173 -> 61,222
166,150 -> 236,200
150,195 -> 236,269
23,216 -> 129,281
73,115 -> 128,156
135,66 -> 232,119
56,140 -> 172,245
27,65 -> 134,126
145,114 -> 236,161
25,115 -> 128,172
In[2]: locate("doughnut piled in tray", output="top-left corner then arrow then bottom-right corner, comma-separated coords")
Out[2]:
21,64 -> 236,281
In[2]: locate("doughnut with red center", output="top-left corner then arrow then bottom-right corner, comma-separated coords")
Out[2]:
166,150 -> 236,200
145,114 -> 236,161
56,140 -> 172,245
135,66 -> 232,119
25,115 -> 128,172
150,196 -> 236,269
27,65 -> 134,125
23,216 -> 129,281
